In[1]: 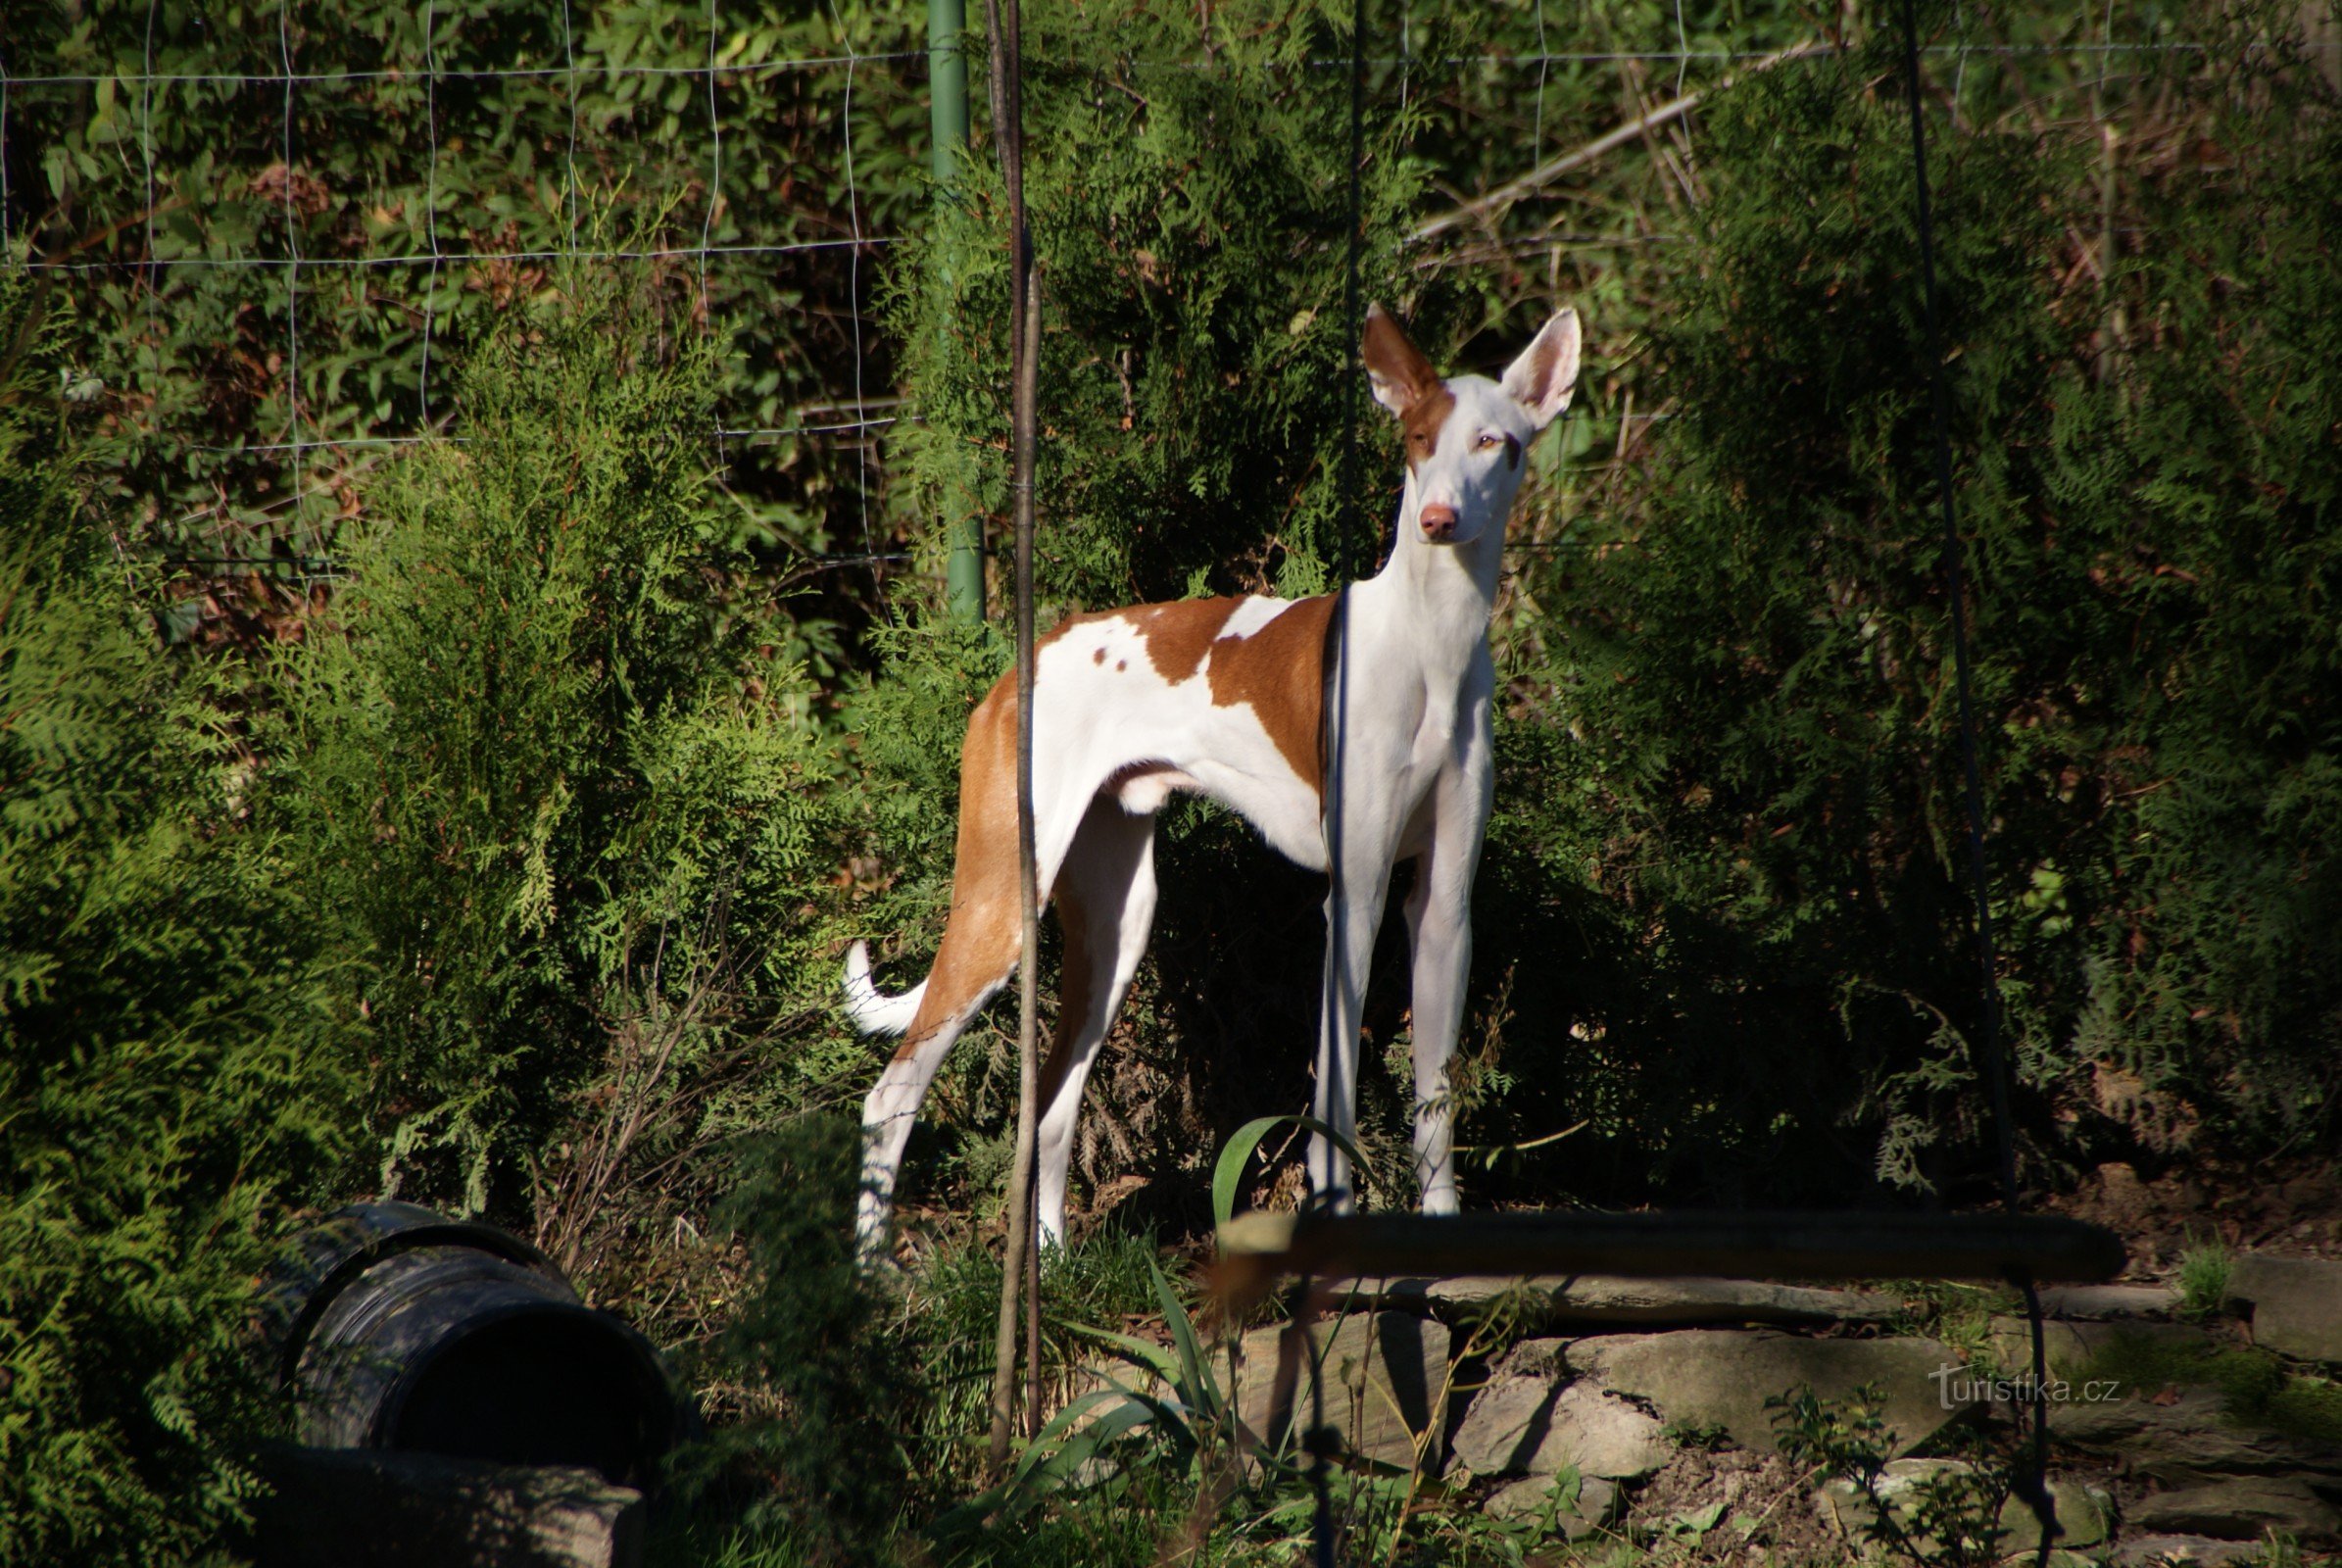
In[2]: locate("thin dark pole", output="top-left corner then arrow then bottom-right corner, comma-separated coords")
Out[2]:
1894,1 -> 2053,1554
1313,2 -> 1367,1562
1019,256 -> 1045,1442
984,0 -> 1045,1477
1339,0 -> 1368,578
933,0 -> 986,622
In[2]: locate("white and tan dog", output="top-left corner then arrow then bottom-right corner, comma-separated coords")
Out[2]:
846,302 -> 1582,1253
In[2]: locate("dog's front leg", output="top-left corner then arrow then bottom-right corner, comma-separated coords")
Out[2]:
1308,711 -> 1411,1211
1401,756 -> 1492,1215
1308,843 -> 1393,1210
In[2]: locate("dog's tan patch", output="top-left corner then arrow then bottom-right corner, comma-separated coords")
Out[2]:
1401,386 -> 1457,473
893,675 -> 1023,1059
1123,598 -> 1244,684
1204,595 -> 1339,795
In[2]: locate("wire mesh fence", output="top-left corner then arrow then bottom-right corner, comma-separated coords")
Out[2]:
5,2 -> 927,593
3,0 -> 2295,619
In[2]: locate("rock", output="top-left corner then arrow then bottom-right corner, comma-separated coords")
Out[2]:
2128,1476 -> 2342,1541
1450,1374 -> 1669,1480
254,1446 -> 643,1568
1813,1458 -> 1979,1544
2114,1535 -> 2273,1566
2035,1284 -> 2180,1320
1490,1336 -> 1568,1378
1483,1473 -> 1618,1540
1819,1465 -> 2109,1563
1324,1276 -> 1436,1313
1984,1316 -> 2209,1382
2052,1385 -> 2342,1481
1996,1479 -> 2112,1551
1418,1275 -> 1901,1328
2227,1254 -> 2342,1364
1226,1311 -> 1451,1473
1569,1330 -> 1976,1456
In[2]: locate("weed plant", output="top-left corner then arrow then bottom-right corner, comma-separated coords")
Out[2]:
2177,1240 -> 2235,1321
1770,1384 -> 2008,1567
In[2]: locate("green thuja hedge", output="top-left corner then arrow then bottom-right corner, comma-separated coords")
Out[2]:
1483,18 -> 2341,1200
264,265 -> 849,1242
0,268 -> 350,1564
882,0 -> 1459,611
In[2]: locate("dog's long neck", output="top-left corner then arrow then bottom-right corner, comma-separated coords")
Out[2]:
1349,470 -> 1513,678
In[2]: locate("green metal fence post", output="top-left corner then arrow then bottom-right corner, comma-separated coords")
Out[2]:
933,0 -> 987,622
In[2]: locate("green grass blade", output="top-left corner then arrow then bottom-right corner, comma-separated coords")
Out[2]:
1211,1113 -> 1369,1229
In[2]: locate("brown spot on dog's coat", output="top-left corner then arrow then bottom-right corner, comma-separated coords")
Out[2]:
1204,595 -> 1340,794
1401,387 -> 1457,472
1123,597 -> 1244,684
1366,303 -> 1457,470
893,673 -> 1024,1058
1094,647 -> 1106,664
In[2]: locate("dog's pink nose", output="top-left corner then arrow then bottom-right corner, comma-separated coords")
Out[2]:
1421,503 -> 1458,541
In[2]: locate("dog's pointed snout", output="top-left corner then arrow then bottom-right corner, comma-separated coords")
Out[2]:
1421,502 -> 1459,540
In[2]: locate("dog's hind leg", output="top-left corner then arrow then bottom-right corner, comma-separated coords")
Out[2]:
1032,796 -> 1159,1250
854,673 -> 1115,1257
855,911 -> 1020,1258
856,688 -> 1026,1258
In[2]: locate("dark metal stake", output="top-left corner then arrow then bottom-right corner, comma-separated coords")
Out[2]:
984,0 -> 1045,1477
1894,3 -> 2056,1556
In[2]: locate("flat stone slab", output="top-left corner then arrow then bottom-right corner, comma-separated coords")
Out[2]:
1985,1316 -> 2210,1381
2036,1284 -> 2181,1320
2227,1253 -> 2342,1364
1331,1274 -> 1899,1327
1997,1480 -> 2112,1552
1226,1311 -> 1451,1473
1323,1277 -> 1437,1312
1567,1330 -> 1975,1456
255,1447 -> 643,1568
2051,1385 -> 2342,1480
2129,1476 -> 2342,1540
1449,1370 -> 1669,1480
2115,1535 -> 2277,1565
1822,1464 -> 2109,1560
1483,1473 -> 1618,1540
1814,1457 -> 1979,1542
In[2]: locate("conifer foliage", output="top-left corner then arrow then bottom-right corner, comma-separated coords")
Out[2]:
1488,20 -> 2342,1197
883,0 -> 1454,611
0,271 -> 348,1565
264,264 -> 844,1244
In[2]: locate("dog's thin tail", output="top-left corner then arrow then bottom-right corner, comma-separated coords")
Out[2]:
843,941 -> 926,1036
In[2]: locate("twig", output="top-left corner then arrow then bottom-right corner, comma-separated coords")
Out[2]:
1410,38 -> 1829,243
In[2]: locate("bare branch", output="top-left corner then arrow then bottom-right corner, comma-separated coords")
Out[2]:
1410,38 -> 1830,245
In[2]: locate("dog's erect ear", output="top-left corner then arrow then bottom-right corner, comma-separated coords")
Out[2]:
1363,302 -> 1440,417
1499,308 -> 1582,430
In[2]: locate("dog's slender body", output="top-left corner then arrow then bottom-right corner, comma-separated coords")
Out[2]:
846,304 -> 1582,1254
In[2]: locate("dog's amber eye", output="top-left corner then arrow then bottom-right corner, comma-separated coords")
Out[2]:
1476,432 -> 1501,449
